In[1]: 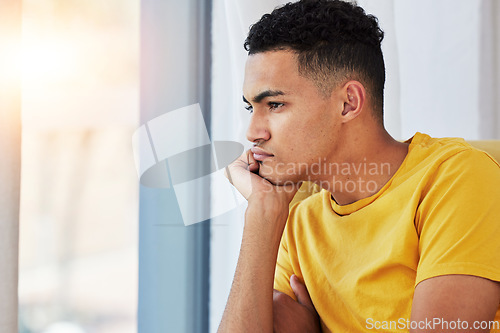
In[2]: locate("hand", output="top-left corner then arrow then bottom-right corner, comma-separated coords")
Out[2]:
226,150 -> 300,240
273,275 -> 322,333
225,149 -> 299,203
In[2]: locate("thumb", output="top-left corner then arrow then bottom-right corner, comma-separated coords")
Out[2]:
290,274 -> 315,312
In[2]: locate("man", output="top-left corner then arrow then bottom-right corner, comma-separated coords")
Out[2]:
218,0 -> 500,332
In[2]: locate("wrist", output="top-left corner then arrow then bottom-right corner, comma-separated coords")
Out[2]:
246,198 -> 290,230
247,191 -> 290,216
245,200 -> 289,248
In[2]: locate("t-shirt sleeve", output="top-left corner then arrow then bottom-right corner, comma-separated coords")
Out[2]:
274,220 -> 296,301
415,148 -> 500,286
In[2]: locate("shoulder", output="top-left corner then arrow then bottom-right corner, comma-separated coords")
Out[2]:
414,138 -> 500,234
405,133 -> 500,182
424,142 -> 500,187
408,132 -> 491,165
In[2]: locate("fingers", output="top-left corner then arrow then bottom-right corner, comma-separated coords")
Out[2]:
224,149 -> 301,202
290,274 -> 315,312
224,150 -> 258,183
224,150 -> 264,199
246,149 -> 259,173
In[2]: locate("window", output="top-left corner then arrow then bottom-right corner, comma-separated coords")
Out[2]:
19,1 -> 139,332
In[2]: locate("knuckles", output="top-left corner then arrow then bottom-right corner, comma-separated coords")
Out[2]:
273,290 -> 294,306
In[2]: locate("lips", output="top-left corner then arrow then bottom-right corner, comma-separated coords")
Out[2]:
251,146 -> 274,161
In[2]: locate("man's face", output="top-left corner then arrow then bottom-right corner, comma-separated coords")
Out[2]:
242,50 -> 344,185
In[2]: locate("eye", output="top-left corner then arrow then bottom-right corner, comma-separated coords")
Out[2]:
245,104 -> 253,114
268,102 -> 284,110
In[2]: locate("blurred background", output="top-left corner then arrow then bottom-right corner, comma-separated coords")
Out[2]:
18,0 -> 139,332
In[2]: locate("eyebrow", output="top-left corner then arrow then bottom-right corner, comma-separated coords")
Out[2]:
242,89 -> 285,104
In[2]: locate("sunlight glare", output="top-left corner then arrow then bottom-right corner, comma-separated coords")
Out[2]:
21,37 -> 78,84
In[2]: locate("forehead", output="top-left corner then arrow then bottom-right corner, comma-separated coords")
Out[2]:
243,51 -> 305,97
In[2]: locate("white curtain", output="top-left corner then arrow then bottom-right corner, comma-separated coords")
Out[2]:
355,0 -> 500,140
0,1 -> 21,332
209,1 -> 286,331
392,0 -> 483,140
479,0 -> 500,138
210,0 -> 500,331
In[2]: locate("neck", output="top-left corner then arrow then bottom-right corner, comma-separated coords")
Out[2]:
316,126 -> 409,206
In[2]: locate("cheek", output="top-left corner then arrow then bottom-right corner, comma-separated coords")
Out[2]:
294,124 -> 338,163
270,106 -> 335,156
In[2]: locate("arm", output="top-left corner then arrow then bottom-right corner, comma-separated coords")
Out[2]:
410,274 -> 500,332
217,150 -> 298,332
273,275 -> 322,333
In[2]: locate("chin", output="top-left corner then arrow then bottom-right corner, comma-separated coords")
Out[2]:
258,170 -> 301,186
258,160 -> 308,185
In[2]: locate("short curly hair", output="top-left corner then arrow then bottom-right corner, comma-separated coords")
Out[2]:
244,0 -> 385,122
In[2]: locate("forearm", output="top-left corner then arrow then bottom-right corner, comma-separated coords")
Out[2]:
218,202 -> 288,332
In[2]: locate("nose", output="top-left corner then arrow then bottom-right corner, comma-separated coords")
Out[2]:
246,111 -> 271,143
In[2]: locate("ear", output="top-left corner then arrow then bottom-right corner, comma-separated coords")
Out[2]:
340,81 -> 365,122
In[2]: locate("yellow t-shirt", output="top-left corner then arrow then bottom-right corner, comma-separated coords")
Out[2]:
274,132 -> 500,333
